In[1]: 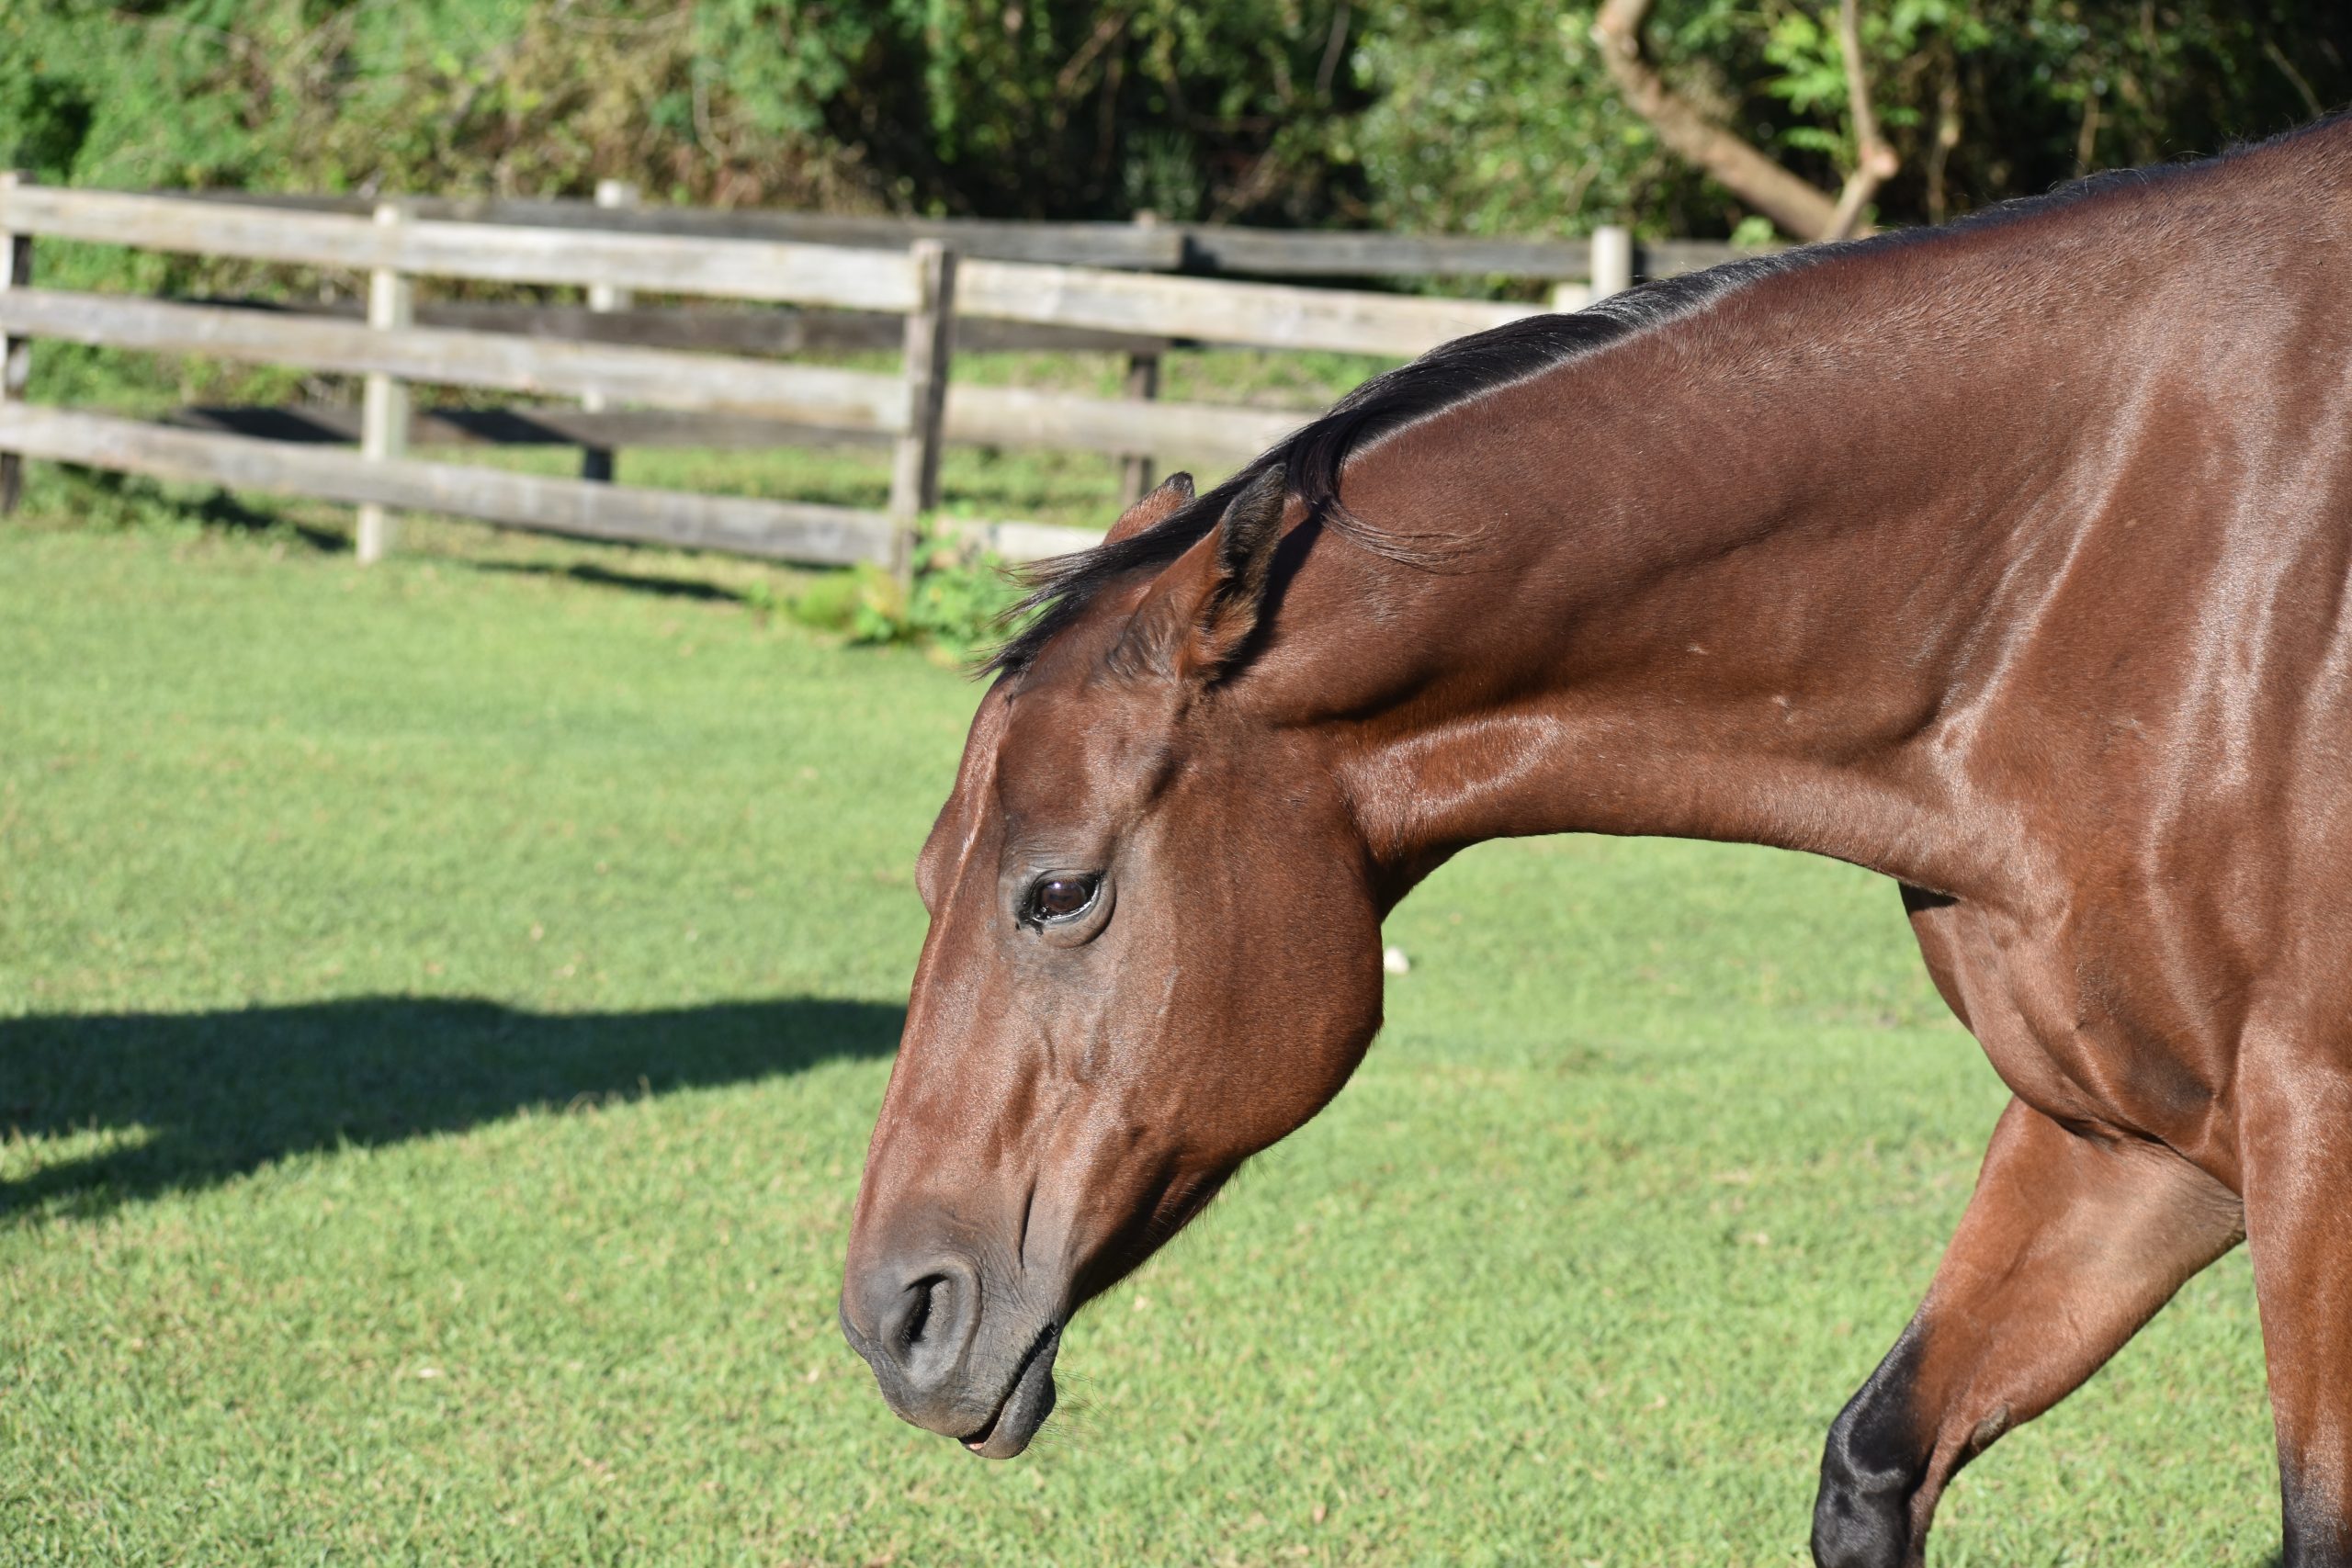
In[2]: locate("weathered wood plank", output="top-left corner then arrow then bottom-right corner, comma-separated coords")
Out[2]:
1119,348 -> 1160,506
1180,229 -> 1578,278
888,241 -> 956,553
0,188 -> 1586,357
518,209 -> 1185,269
0,186 -> 922,311
164,394 -> 1283,463
187,299 -> 1172,356
0,288 -> 912,431
1637,238 -> 1785,277
416,207 -> 1760,284
152,190 -> 1770,281
355,199 -> 413,563
941,516 -> 1102,562
154,189 -> 1192,269
580,178 -> 639,482
9,288 -> 1301,454
120,186 -> 1788,282
945,383 -> 1296,462
0,173 -> 32,514
1589,226 -> 1634,302
170,386 -> 1292,462
1172,228 -> 1762,281
958,258 -> 1538,357
12,285 -> 1291,461
164,403 -> 894,451
0,404 -> 897,564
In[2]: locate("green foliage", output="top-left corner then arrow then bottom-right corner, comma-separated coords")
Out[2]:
785,524 -> 1023,658
0,521 -> 2283,1563
899,525 -> 1026,657
0,0 -> 898,241
786,561 -> 903,640
1346,0 -> 2351,239
8,0 -> 2346,247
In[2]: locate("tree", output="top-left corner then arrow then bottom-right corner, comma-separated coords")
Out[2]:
1577,0 -> 2349,242
6,0 -> 2347,245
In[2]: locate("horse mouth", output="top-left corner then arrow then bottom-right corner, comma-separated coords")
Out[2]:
960,1323 -> 1060,1459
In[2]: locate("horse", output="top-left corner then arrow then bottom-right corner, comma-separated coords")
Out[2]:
840,113 -> 2352,1565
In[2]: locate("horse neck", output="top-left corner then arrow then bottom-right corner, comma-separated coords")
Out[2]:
1290,269 -> 2079,906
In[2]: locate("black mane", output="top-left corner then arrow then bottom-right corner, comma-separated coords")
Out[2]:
980,253 -> 1801,680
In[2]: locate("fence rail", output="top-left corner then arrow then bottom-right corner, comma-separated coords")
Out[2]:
0,402 -> 900,563
0,186 -> 1551,356
0,288 -> 912,429
0,180 -> 1772,570
154,187 -> 1772,281
0,186 -> 926,311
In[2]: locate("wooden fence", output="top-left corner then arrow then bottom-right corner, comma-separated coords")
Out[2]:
0,180 -> 1765,570
158,188 -> 1763,284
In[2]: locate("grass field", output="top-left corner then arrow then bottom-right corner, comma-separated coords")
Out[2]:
0,504 -> 2282,1565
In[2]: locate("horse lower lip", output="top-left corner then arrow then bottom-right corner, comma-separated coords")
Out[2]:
961,1325 -> 1059,1456
959,1409 -> 1001,1451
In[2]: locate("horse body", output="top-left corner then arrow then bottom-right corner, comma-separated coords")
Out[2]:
843,115 -> 2352,1565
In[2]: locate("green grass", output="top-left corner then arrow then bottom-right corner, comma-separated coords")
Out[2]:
0,513 -> 2280,1565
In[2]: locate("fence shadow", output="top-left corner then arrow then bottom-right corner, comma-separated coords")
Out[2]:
0,995 -> 901,1222
475,558 -> 755,604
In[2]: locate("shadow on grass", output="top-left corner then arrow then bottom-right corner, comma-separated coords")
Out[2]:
43,465 -> 349,554
0,995 -> 899,1223
474,559 -> 757,603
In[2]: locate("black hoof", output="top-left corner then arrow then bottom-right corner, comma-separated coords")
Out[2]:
2281,1467 -> 2352,1568
1812,1328 -> 1929,1568
1811,1450 -> 1912,1568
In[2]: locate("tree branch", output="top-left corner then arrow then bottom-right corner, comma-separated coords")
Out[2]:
1591,0 -> 1837,239
1590,0 -> 1898,243
1823,0 -> 1898,238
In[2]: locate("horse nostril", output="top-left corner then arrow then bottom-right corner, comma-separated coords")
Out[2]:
896,1275 -> 943,1352
843,1252 -> 981,1404
874,1266 -> 975,1385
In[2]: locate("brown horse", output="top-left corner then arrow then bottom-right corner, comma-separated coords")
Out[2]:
841,115 -> 2352,1565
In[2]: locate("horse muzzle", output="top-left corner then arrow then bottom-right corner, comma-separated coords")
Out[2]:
839,1248 -> 1062,1458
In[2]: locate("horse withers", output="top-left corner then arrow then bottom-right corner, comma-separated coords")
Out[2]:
842,116 -> 2352,1565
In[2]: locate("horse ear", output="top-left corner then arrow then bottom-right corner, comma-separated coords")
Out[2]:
1116,467 -> 1291,681
1103,471 -> 1194,545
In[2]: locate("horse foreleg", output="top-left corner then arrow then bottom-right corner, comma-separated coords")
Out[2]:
2242,1062 -> 2352,1566
1810,1096 -> 2244,1568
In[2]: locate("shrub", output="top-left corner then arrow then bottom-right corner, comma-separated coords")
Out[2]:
786,523 -> 1025,660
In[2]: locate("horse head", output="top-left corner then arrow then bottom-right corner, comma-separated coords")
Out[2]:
837,469 -> 1388,1456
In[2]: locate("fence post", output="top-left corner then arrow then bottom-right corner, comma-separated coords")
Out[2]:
1588,224 -> 1634,303
888,239 -> 956,588
0,172 -> 33,516
1117,211 -> 1163,508
353,200 -> 415,564
581,178 -> 639,483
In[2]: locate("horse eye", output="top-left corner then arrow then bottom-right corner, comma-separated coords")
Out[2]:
1026,874 -> 1099,924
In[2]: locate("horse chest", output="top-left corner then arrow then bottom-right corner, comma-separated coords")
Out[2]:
1912,897 -> 2227,1152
